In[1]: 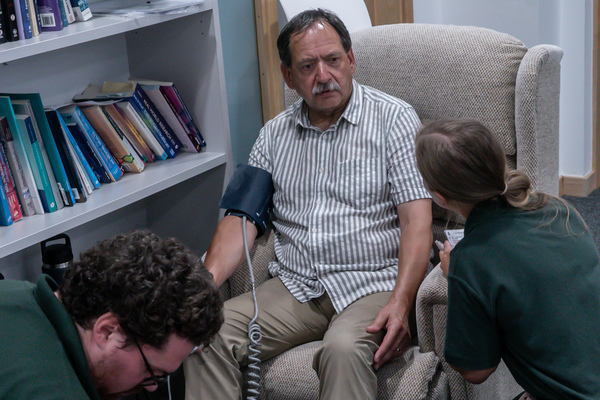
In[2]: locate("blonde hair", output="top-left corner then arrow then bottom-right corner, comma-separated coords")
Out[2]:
415,118 -> 549,211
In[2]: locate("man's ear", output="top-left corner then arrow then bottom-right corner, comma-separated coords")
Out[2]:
347,48 -> 356,73
92,312 -> 126,350
280,63 -> 294,90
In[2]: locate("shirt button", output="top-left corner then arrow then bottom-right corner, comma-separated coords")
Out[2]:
312,228 -> 317,233
319,168 -> 324,173
316,199 -> 322,205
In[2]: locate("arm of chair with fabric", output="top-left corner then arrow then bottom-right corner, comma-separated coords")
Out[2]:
416,265 -> 524,400
515,44 -> 563,197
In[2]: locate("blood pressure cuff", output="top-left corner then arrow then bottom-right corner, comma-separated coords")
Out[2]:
219,164 -> 274,237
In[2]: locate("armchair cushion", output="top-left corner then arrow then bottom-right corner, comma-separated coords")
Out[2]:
242,342 -> 441,400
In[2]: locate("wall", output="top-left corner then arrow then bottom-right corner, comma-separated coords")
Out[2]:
217,0 -> 264,166
413,0 -> 594,178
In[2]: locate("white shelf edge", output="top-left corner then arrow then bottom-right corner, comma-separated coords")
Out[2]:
0,0 -> 214,64
0,151 -> 226,259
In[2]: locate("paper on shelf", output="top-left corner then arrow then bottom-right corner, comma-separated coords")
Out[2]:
89,0 -> 206,16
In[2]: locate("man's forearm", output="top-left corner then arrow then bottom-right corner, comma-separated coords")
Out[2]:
204,215 -> 258,287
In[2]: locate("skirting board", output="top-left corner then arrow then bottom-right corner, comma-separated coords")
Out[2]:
559,171 -> 597,197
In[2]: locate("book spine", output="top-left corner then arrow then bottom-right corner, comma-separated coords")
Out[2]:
0,167 -> 13,225
1,0 -> 20,41
0,117 -> 36,216
134,84 -> 182,156
161,85 -> 207,147
73,106 -> 123,182
27,0 -> 41,36
0,139 -> 23,221
129,92 -> 176,158
103,103 -> 155,163
36,0 -> 63,31
13,0 -> 30,40
62,121 -> 100,189
17,115 -> 57,212
116,101 -> 167,160
56,0 -> 67,27
0,4 -> 7,43
140,84 -> 201,153
62,0 -> 74,23
99,106 -> 145,172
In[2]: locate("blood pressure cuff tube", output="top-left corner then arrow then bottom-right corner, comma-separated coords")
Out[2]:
219,164 -> 274,237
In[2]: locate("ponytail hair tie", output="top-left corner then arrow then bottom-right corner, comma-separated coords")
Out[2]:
500,183 -> 508,196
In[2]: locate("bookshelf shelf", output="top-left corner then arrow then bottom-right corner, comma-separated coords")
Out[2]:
0,152 -> 226,260
0,0 -> 232,279
0,0 -> 214,64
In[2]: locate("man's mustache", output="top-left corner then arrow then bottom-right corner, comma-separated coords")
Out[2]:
312,81 -> 341,95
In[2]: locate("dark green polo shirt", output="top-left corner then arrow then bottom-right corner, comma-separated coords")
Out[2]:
445,199 -> 600,399
0,275 -> 100,400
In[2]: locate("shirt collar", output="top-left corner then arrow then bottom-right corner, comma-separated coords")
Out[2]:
293,79 -> 363,131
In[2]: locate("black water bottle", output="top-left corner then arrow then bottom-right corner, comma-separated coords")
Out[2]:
41,233 -> 73,286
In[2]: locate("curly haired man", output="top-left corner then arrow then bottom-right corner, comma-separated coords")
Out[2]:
0,230 -> 224,400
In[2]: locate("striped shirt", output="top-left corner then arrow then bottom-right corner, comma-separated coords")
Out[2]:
248,81 -> 430,313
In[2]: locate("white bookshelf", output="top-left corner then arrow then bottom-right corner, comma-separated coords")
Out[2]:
0,0 -> 232,278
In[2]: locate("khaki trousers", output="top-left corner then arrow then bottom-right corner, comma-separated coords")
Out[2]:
184,277 -> 392,400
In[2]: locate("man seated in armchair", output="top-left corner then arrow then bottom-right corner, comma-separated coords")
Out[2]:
184,8 -> 432,400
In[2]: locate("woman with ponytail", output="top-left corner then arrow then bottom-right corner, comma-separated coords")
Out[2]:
416,119 -> 600,400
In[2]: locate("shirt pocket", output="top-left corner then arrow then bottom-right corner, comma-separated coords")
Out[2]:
335,158 -> 385,210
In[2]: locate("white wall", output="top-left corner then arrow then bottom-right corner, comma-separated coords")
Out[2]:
413,0 -> 594,178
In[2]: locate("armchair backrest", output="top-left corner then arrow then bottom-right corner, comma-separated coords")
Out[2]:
285,23 -> 562,196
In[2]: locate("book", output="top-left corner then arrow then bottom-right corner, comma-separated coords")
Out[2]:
134,79 -> 203,153
45,109 -> 88,202
26,0 -> 39,36
0,4 -> 6,43
69,0 -> 90,21
160,82 -> 206,148
0,137 -> 23,222
66,122 -> 107,186
0,116 -> 36,216
1,0 -> 20,41
61,0 -> 74,23
8,95 -> 72,208
13,0 -> 32,40
55,0 -> 68,27
0,159 -> 13,225
59,104 -> 123,182
36,0 -> 63,31
15,114 -> 57,213
0,97 -> 44,215
80,105 -> 144,173
59,115 -> 99,191
102,103 -> 155,163
115,100 -> 167,161
74,82 -> 181,158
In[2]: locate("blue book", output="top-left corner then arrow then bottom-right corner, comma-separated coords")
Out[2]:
62,121 -> 100,190
14,0 -> 32,39
66,122 -> 110,185
46,109 -> 88,202
59,104 -> 123,182
15,114 -> 56,213
7,93 -> 74,207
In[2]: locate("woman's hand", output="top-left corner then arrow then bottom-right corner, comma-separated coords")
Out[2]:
437,240 -> 453,276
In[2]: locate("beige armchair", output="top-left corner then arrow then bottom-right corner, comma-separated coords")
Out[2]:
217,23 -> 562,399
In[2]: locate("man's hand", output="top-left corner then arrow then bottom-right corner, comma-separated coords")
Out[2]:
438,240 -> 453,276
366,301 -> 412,370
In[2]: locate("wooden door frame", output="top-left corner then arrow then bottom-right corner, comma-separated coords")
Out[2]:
253,0 -> 414,124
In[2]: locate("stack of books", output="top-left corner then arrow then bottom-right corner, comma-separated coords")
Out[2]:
0,79 -> 206,226
0,0 -> 92,44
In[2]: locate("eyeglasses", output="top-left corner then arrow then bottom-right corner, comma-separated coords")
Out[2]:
132,336 -> 170,387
